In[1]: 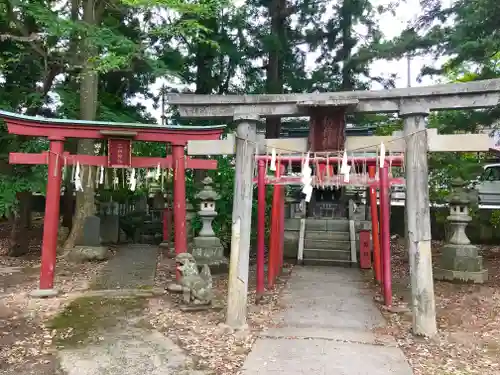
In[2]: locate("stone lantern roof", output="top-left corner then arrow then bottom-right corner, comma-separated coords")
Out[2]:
195,177 -> 220,201
446,178 -> 478,206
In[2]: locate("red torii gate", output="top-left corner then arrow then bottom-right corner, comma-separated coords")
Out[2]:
0,110 -> 224,295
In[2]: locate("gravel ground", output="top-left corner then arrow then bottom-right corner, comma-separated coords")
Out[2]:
372,237 -> 500,375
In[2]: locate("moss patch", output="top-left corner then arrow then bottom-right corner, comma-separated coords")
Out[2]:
49,296 -> 147,347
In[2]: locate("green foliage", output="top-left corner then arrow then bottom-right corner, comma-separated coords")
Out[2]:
490,210 -> 500,229
3,0 -> 500,253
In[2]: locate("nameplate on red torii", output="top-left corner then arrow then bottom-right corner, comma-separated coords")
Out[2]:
108,138 -> 132,168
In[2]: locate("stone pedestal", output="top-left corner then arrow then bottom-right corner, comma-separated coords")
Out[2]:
435,244 -> 487,283
191,236 -> 228,273
434,178 -> 487,283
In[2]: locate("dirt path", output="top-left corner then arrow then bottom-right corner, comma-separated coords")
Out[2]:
93,245 -> 158,290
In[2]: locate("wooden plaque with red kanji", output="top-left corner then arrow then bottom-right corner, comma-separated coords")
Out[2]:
309,108 -> 346,152
108,138 -> 132,168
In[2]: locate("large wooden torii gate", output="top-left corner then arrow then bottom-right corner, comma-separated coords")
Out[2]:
168,79 -> 500,337
0,110 -> 225,296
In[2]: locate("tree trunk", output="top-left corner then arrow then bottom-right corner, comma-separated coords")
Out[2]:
63,0 -> 99,249
8,211 -> 30,257
265,0 -> 286,138
193,16 -> 218,185
62,139 -> 77,229
339,0 -> 354,91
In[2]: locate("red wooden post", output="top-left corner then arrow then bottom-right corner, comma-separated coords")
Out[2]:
172,143 -> 187,280
274,163 -> 283,279
39,137 -> 65,293
368,166 -> 382,283
172,143 -> 187,255
256,160 -> 266,301
359,230 -> 372,269
267,162 -> 281,288
379,166 -> 392,306
279,165 -> 285,272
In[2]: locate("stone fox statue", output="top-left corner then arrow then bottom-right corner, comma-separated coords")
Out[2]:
176,253 -> 213,305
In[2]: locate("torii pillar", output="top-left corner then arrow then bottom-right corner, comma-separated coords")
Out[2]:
172,142 -> 188,256
400,104 -> 437,337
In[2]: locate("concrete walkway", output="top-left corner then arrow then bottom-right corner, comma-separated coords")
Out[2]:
241,267 -> 413,375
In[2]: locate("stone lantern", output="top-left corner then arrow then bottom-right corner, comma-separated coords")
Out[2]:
435,178 -> 488,283
197,177 -> 219,236
190,177 -> 228,272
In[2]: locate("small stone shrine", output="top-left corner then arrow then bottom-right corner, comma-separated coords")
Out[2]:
190,177 -> 228,273
434,178 -> 488,283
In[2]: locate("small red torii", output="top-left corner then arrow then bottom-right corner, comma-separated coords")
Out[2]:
0,110 -> 224,296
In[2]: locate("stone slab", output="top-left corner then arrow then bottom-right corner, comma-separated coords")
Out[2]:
260,327 -> 397,347
29,288 -> 59,298
241,266 -> 413,375
68,246 -> 109,263
58,328 -> 208,375
241,338 -> 412,375
100,215 -> 120,244
79,215 -> 101,247
276,267 -> 385,330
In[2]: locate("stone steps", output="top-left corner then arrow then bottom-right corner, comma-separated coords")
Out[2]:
302,259 -> 352,267
303,248 -> 351,261
302,219 -> 353,267
304,218 -> 350,232
305,231 -> 350,241
304,239 -> 351,250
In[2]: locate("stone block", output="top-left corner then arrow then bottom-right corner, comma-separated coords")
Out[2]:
100,215 -> 119,244
67,246 -> 109,263
284,219 -> 301,231
434,268 -> 488,283
77,215 -> 101,247
439,244 -> 484,272
190,236 -> 228,274
283,231 -> 299,258
193,236 -> 222,248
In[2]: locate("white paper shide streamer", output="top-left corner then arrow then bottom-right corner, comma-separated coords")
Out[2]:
129,168 -> 137,191
74,162 -> 83,192
340,151 -> 351,183
301,152 -> 313,202
155,163 -> 161,180
270,148 -> 277,171
379,142 -> 386,168
99,166 -> 104,184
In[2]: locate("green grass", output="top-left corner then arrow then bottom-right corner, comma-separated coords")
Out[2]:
49,296 -> 147,347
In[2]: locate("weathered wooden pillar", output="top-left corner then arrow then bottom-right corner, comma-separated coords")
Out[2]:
400,106 -> 437,337
226,114 -> 258,329
32,136 -> 65,297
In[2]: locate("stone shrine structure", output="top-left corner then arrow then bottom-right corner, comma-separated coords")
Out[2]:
435,178 -> 488,283
190,177 -> 228,272
170,79 -> 500,336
